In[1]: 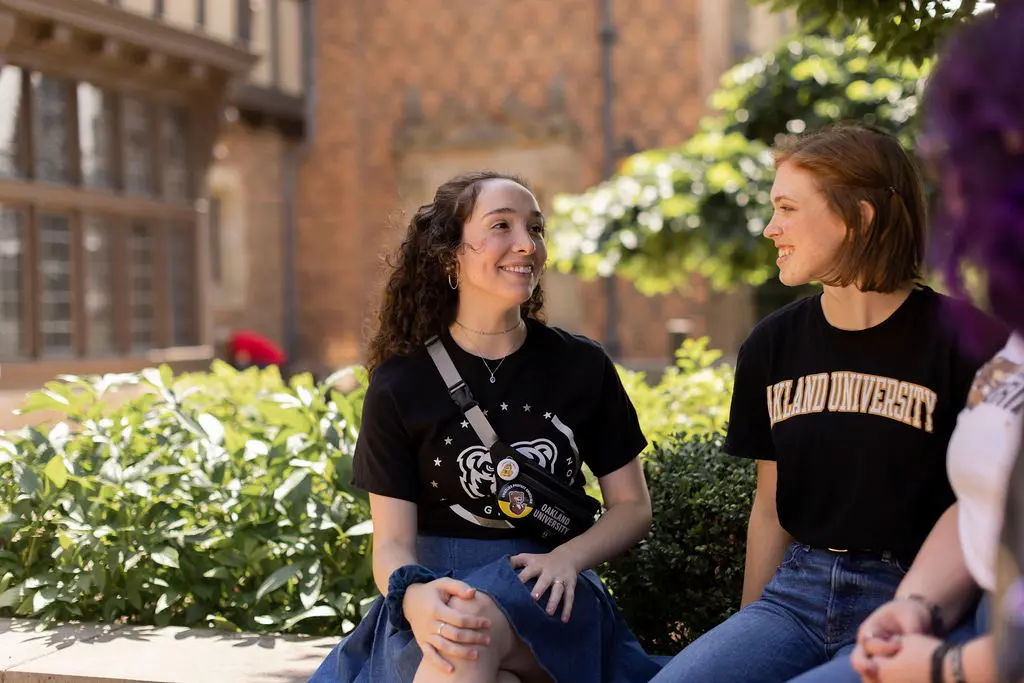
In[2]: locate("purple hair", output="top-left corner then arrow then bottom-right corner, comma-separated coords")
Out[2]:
925,0 -> 1024,337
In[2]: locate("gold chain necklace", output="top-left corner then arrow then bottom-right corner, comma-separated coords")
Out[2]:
453,318 -> 523,336
454,323 -> 524,384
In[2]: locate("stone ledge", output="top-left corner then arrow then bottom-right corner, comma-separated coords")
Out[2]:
0,618 -> 336,682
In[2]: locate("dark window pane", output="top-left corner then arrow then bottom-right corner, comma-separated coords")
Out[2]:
0,67 -> 26,179
129,221 -> 155,350
208,197 -> 222,284
39,214 -> 74,355
168,225 -> 197,346
84,216 -> 116,354
237,0 -> 253,43
78,84 -> 116,190
0,207 -> 25,358
162,106 -> 191,201
32,74 -> 72,184
123,97 -> 153,195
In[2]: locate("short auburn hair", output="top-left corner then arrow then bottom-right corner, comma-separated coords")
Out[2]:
772,123 -> 927,293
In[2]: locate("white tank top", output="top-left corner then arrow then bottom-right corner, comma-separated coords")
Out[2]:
947,333 -> 1024,591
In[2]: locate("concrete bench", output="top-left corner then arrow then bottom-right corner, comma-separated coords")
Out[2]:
0,618 -> 337,682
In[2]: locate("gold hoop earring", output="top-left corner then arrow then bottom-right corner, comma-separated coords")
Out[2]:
448,271 -> 459,290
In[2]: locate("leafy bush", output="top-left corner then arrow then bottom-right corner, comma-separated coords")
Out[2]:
0,362 -> 377,636
550,31 -> 929,294
603,432 -> 755,655
618,337 -> 734,449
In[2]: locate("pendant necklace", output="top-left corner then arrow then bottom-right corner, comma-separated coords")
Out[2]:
480,355 -> 506,384
454,321 -> 523,383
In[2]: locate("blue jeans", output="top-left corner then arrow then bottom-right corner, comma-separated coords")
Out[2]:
651,544 -> 910,683
789,593 -> 991,683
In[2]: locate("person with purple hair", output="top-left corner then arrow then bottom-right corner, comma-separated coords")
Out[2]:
847,2 -> 1024,681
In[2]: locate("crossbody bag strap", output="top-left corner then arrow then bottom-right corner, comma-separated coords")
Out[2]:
425,336 -> 500,448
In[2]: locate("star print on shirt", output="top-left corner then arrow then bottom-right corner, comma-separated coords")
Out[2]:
444,437 -> 453,446
544,412 -> 552,419
461,420 -> 469,429
431,481 -> 439,488
523,404 -> 531,412
434,458 -> 442,467
500,402 -> 509,411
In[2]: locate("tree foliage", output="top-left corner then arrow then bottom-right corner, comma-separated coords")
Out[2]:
756,0 -> 991,67
550,33 -> 929,293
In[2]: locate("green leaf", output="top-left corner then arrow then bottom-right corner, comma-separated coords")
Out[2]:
98,457 -> 124,485
151,547 -> 180,569
282,605 -> 336,630
124,552 -> 145,572
299,560 -> 323,611
32,586 -> 58,612
44,455 -> 69,489
141,367 -> 165,390
208,615 -> 240,632
197,413 -> 225,445
202,567 -> 232,580
13,462 -> 40,496
343,520 -> 374,536
15,390 -> 71,415
255,562 -> 305,602
0,585 -> 23,608
273,470 -> 309,501
155,589 -> 181,614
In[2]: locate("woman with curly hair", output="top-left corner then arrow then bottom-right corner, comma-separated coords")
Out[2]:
308,171 -> 661,683
844,3 -> 1024,682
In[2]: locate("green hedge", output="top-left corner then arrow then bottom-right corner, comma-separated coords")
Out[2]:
602,432 -> 755,655
1,346 -> 753,648
0,362 -> 376,635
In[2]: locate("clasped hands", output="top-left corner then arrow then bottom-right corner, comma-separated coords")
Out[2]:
851,597 -> 942,682
402,548 -> 580,673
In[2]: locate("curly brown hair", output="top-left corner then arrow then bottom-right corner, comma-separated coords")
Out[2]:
366,171 -> 546,373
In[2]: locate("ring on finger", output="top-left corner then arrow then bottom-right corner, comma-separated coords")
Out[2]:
437,622 -> 446,637
553,579 -> 565,586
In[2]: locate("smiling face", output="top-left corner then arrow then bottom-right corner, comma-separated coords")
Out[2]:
763,161 -> 848,287
455,178 -> 547,309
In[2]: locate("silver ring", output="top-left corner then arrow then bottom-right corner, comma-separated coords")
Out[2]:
553,579 -> 565,586
437,622 -> 445,637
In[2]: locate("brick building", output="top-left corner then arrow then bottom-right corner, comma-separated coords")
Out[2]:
0,0 -> 792,401
288,0 -> 792,376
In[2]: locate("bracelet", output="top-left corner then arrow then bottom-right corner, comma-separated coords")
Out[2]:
950,643 -> 966,683
385,564 -> 438,631
905,593 -> 945,635
931,641 -> 954,683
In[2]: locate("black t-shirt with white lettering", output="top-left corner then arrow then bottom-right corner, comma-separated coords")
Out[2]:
352,319 -> 647,539
725,285 -> 1006,560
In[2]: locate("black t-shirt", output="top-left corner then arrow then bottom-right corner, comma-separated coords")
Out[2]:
725,285 -> 1006,559
352,319 -> 647,539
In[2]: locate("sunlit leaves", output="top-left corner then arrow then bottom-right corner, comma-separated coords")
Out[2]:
0,363 -> 375,635
550,31 -> 928,293
757,0 -> 989,67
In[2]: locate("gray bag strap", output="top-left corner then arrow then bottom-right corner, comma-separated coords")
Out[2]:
426,336 -> 500,448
